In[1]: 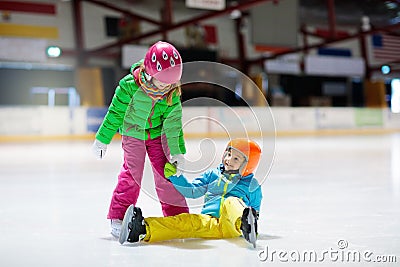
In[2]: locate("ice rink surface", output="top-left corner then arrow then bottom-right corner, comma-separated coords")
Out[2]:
0,134 -> 399,267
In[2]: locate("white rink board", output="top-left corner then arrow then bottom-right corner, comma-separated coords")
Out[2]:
0,106 -> 87,136
316,108 -> 355,129
383,109 -> 400,129
271,107 -> 316,131
0,106 -> 399,138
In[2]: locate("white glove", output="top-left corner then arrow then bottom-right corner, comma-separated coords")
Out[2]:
170,154 -> 185,175
92,139 -> 107,159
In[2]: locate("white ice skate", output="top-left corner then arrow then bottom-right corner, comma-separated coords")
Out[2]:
110,219 -> 122,238
118,205 -> 134,244
119,204 -> 146,245
247,208 -> 257,248
241,207 -> 257,248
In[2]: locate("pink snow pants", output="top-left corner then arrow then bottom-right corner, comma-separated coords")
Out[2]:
107,135 -> 189,220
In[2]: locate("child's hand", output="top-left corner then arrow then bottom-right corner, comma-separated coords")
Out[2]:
170,154 -> 185,175
92,139 -> 107,159
164,162 -> 177,179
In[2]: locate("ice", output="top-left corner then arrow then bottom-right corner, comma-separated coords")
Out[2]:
0,134 -> 399,266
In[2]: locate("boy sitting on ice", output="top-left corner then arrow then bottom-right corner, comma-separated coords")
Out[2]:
119,138 -> 262,247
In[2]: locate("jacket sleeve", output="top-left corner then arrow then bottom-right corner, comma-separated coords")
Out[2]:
95,75 -> 134,144
162,94 -> 186,155
249,178 -> 263,213
169,170 -> 213,199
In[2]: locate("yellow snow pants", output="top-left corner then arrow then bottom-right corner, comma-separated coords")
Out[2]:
143,197 -> 246,243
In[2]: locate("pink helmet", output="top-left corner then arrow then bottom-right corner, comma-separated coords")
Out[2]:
143,41 -> 183,84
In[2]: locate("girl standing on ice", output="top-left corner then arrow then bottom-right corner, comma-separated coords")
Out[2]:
92,41 -> 189,238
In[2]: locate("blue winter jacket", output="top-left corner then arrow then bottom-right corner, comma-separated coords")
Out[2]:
169,164 -> 262,218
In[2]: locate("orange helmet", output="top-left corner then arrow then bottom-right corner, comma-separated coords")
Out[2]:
224,138 -> 262,176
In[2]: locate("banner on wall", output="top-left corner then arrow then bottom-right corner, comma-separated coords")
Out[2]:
305,55 -> 365,77
264,59 -> 301,75
251,0 -> 299,49
354,108 -> 383,127
371,33 -> 400,63
0,37 -> 47,62
185,0 -> 225,10
86,108 -> 108,133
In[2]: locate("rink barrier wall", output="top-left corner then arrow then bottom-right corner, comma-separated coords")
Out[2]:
0,106 -> 399,142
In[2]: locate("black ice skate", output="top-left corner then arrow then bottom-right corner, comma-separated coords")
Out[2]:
241,207 -> 258,248
119,204 -> 146,245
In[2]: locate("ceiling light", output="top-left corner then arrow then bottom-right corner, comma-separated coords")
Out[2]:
46,46 -> 62,58
385,1 -> 397,9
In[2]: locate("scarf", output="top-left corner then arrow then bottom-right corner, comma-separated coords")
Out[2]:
137,68 -> 172,100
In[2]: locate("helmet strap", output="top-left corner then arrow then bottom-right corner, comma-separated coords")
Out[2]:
238,160 -> 247,176
224,169 -> 239,175
143,70 -> 152,81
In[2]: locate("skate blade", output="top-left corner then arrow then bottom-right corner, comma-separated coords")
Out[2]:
247,209 -> 257,248
119,204 -> 134,245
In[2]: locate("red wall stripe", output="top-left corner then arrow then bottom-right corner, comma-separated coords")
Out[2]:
315,29 -> 350,39
0,1 -> 56,15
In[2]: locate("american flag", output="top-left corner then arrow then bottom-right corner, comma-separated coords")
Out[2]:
372,33 -> 400,63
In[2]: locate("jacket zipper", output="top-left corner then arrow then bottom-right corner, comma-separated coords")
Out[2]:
219,174 -> 234,212
147,100 -> 156,140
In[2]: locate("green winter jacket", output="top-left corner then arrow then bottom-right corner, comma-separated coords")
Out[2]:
95,60 -> 186,155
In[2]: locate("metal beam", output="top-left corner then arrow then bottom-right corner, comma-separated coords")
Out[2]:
359,31 -> 371,79
72,0 -> 85,66
161,0 -> 173,40
326,0 -> 337,39
87,0 -> 271,55
235,16 -> 247,73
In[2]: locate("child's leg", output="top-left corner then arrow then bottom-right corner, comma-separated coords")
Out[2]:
145,197 -> 246,243
144,213 -> 222,243
146,136 -> 189,216
107,136 -> 146,220
218,197 -> 246,238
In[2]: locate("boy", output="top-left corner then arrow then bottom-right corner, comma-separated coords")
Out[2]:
119,138 -> 262,247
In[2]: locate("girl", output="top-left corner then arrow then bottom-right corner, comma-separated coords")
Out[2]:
92,41 -> 189,238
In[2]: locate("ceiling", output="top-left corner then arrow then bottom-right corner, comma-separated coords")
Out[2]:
109,0 -> 400,29
300,0 -> 400,29
66,0 -> 400,74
